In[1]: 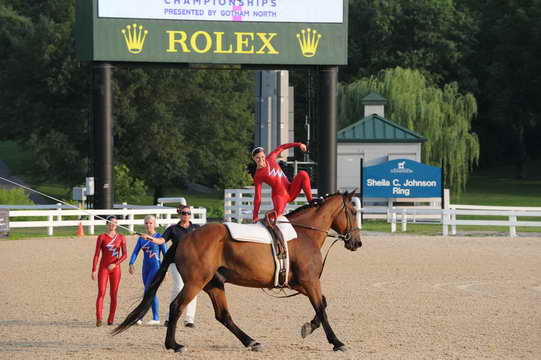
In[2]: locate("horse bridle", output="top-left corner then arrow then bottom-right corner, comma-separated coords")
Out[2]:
285,194 -> 361,244
333,194 -> 361,244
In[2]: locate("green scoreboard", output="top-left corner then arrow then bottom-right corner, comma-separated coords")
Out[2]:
76,0 -> 348,65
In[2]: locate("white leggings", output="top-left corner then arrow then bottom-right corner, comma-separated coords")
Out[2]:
168,263 -> 197,323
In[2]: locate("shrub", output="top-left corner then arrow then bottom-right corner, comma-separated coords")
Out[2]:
0,188 -> 35,205
114,164 -> 148,204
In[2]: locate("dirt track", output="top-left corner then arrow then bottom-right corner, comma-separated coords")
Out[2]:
0,234 -> 540,359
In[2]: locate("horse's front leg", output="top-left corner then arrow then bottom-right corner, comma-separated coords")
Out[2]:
301,295 -> 327,338
303,280 -> 347,352
290,284 -> 326,338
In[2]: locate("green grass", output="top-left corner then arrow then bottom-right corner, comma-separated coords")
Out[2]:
3,225 -> 143,241
359,220 -> 540,235
454,175 -> 541,206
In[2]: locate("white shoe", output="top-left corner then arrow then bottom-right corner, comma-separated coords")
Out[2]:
136,320 -> 143,325
146,320 -> 161,326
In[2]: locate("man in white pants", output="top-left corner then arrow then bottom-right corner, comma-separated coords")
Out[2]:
148,204 -> 199,327
168,260 -> 197,327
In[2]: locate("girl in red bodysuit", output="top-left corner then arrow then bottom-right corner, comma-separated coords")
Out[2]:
251,142 -> 314,222
91,216 -> 127,327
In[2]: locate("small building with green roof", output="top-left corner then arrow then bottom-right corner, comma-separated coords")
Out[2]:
337,92 -> 427,191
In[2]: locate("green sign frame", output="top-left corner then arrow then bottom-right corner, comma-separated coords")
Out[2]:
76,0 -> 348,65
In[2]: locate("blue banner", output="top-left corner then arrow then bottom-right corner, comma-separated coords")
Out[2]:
362,159 -> 442,198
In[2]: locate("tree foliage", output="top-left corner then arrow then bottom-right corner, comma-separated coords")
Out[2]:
0,0 -> 255,197
112,67 -> 254,198
0,1 -> 91,183
114,164 -> 147,204
338,67 -> 479,193
345,0 -> 478,87
463,0 -> 541,175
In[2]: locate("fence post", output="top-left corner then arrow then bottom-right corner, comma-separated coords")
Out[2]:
201,207 -> 207,224
390,210 -> 396,232
401,209 -> 407,232
224,190 -> 231,222
90,214 -> 95,235
48,214 -> 54,236
442,210 -> 448,236
509,215 -> 517,237
451,209 -> 457,235
387,198 -> 393,223
56,203 -> 62,222
129,213 -> 135,233
236,191 -> 243,224
122,202 -> 128,220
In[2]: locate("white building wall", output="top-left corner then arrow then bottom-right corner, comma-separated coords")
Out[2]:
337,142 -> 421,191
364,104 -> 384,117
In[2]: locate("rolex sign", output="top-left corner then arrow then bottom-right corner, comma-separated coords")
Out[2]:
76,0 -> 348,65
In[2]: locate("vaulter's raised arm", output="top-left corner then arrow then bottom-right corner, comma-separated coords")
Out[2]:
266,142 -> 306,161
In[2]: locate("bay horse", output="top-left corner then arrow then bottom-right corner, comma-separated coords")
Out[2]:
113,190 -> 362,352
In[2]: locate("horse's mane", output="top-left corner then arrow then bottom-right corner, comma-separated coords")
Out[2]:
285,192 -> 341,218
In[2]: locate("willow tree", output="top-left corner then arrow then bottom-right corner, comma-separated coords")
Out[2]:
338,67 -> 480,193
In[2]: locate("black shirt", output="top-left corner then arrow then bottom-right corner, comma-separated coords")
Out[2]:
162,221 -> 200,247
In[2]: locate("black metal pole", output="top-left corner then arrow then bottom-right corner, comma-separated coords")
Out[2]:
360,157 -> 364,223
441,160 -> 445,209
93,62 -> 113,210
316,66 -> 338,196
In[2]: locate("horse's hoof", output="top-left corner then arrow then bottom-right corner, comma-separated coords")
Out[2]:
174,345 -> 186,353
333,345 -> 348,352
248,341 -> 263,352
301,322 -> 313,338
165,343 -> 186,353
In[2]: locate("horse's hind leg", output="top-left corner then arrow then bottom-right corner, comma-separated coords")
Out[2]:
164,284 -> 201,353
204,276 -> 262,351
304,281 -> 347,351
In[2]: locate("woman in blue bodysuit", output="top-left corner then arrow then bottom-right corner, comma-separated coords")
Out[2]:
129,215 -> 167,325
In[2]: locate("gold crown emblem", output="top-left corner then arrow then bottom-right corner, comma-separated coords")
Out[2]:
296,28 -> 322,58
121,24 -> 148,54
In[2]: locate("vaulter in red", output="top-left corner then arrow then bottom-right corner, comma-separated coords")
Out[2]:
91,216 -> 127,327
251,142 -> 314,222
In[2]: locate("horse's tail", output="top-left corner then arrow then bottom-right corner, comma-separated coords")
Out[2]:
112,243 -> 176,336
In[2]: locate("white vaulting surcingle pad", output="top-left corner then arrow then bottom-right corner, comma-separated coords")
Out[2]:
225,216 -> 297,244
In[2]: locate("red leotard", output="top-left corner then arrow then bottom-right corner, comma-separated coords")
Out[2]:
252,143 -> 314,221
92,233 -> 127,324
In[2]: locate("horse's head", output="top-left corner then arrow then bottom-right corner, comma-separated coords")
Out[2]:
330,190 -> 362,251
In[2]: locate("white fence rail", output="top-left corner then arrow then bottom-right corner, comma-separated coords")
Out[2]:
388,206 -> 541,237
224,188 -> 318,223
7,206 -> 206,236
224,188 -> 362,227
361,189 -> 449,221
